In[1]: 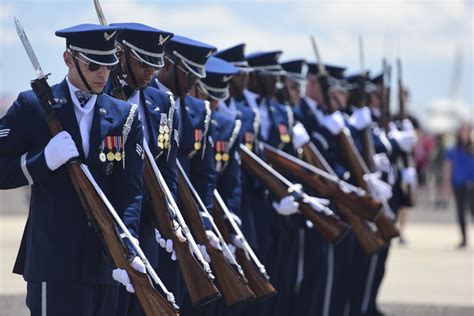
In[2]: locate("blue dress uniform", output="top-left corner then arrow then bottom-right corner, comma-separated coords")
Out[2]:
150,35 -> 217,311
193,56 -> 248,316
1,24 -> 144,316
102,23 -> 179,316
243,50 -> 305,316
215,43 -> 260,251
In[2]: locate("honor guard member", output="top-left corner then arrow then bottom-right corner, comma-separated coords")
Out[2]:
214,43 -> 261,260
354,73 -> 417,316
0,24 -> 145,315
194,56 -> 247,316
245,50 -> 304,316
103,22 -> 182,316
150,34 -> 218,307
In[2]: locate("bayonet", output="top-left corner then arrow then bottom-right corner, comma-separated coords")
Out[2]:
14,17 -> 45,78
94,0 -> 108,25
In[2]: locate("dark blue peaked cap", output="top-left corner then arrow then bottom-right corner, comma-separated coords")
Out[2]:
56,24 -> 121,65
306,62 -> 346,80
346,72 -> 377,92
165,35 -> 217,78
110,22 -> 173,68
281,59 -> 306,81
199,57 -> 239,101
214,43 -> 252,71
246,51 -> 286,76
370,72 -> 383,85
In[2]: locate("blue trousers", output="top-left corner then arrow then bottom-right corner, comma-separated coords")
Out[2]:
26,281 -> 118,316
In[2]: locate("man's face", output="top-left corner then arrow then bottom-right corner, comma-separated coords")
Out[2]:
175,60 -> 199,95
231,72 -> 248,92
122,49 -> 157,89
64,51 -> 111,93
285,78 -> 301,105
305,74 -> 323,104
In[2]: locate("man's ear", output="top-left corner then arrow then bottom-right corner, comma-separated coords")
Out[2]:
63,51 -> 75,69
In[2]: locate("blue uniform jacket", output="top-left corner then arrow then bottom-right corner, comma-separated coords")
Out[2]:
210,109 -> 243,220
0,79 -> 144,285
105,83 -> 179,268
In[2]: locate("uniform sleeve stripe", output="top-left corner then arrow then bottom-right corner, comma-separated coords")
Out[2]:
21,153 -> 33,185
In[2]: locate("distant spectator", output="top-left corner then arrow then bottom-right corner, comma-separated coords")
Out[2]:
444,122 -> 474,248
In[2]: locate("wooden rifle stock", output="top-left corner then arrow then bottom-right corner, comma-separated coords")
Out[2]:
177,164 -> 254,306
335,128 -> 399,241
31,77 -> 179,316
142,146 -> 221,307
212,191 -> 277,301
239,144 -> 350,244
263,143 -> 384,254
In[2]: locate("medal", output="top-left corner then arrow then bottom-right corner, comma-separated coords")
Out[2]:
245,143 -> 253,150
107,152 -> 115,161
159,125 -> 164,133
164,142 -> 169,149
115,151 -> 122,161
99,152 -> 106,162
194,142 -> 202,150
222,153 -> 229,162
164,133 -> 170,141
164,125 -> 170,133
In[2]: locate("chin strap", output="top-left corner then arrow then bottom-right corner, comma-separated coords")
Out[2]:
71,51 -> 93,93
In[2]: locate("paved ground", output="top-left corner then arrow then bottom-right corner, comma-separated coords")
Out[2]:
0,188 -> 473,315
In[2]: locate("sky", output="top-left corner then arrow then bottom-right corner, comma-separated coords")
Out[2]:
0,0 -> 472,130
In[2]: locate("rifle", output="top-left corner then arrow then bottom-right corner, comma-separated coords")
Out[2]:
94,0 -> 222,302
379,58 -> 391,131
239,144 -> 350,244
15,17 -> 178,316
310,36 -> 399,241
357,37 -> 376,172
142,141 -> 221,307
93,0 -> 127,100
212,190 -> 277,301
397,58 -> 416,206
177,162 -> 255,306
263,143 -> 385,254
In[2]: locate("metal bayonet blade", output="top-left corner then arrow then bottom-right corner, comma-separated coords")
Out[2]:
14,17 -> 44,78
310,35 -> 328,76
94,0 -> 108,25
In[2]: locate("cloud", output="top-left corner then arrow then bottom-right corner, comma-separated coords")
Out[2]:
0,4 -> 16,46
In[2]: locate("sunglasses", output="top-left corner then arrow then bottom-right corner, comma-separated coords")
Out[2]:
129,52 -> 159,71
74,56 -> 117,72
176,64 -> 198,83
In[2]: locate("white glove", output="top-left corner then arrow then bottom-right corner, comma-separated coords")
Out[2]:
348,107 -> 372,130
373,153 -> 391,173
402,119 -> 414,132
112,256 -> 146,293
388,122 -> 417,152
291,122 -> 310,149
321,111 -> 346,135
401,167 -> 417,186
44,131 -> 79,171
197,244 -> 211,263
155,229 -> 177,261
303,196 -> 334,216
206,230 -> 222,251
231,234 -> 246,250
272,195 -> 299,216
363,172 -> 393,202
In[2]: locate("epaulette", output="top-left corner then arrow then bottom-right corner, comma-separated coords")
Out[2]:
122,103 -> 139,168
